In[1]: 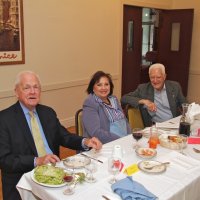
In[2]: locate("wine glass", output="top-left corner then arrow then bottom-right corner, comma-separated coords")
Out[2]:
85,160 -> 97,183
63,157 -> 76,195
108,156 -> 121,184
63,180 -> 76,195
132,128 -> 143,149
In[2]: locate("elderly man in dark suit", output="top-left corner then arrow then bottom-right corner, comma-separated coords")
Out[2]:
0,71 -> 102,200
121,63 -> 187,127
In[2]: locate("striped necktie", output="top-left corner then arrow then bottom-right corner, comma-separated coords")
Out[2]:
29,111 -> 46,156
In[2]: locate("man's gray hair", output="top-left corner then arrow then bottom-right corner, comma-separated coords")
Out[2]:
149,63 -> 166,75
15,71 -> 41,88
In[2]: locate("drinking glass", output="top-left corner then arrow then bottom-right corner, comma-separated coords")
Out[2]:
179,134 -> 188,155
85,160 -> 97,183
132,128 -> 143,149
149,127 -> 159,149
63,180 -> 76,195
63,157 -> 76,195
108,156 -> 121,184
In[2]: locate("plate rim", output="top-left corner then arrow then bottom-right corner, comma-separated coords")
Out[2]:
31,169 -> 67,188
135,147 -> 157,159
63,155 -> 91,169
137,160 -> 166,174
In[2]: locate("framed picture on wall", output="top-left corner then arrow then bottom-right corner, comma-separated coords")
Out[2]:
0,0 -> 25,65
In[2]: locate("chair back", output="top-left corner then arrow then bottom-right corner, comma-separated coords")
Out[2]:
75,108 -> 83,137
125,105 -> 144,129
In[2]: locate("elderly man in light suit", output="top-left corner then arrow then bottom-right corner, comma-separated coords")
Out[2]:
121,63 -> 187,127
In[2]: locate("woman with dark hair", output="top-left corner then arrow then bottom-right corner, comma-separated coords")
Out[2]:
82,71 -> 131,144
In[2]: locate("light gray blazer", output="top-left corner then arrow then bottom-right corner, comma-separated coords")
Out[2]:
82,94 -> 131,144
121,80 -> 187,126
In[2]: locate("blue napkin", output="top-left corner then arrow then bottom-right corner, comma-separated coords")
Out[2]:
111,176 -> 157,200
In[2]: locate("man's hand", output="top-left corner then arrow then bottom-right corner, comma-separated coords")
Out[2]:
84,137 -> 102,150
35,154 -> 60,166
139,99 -> 157,112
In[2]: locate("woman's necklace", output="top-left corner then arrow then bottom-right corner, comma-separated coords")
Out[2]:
103,98 -> 111,105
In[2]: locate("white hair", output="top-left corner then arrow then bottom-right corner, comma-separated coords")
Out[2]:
15,71 -> 41,88
149,63 -> 166,75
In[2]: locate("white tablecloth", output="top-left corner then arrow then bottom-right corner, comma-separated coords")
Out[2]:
17,132 -> 200,200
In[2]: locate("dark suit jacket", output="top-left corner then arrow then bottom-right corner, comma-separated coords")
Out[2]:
121,80 -> 187,127
0,102 -> 84,200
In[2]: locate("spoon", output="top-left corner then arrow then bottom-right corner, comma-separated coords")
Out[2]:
193,148 -> 200,153
144,162 -> 170,170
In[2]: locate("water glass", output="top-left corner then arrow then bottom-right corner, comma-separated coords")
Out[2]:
85,160 -> 97,183
108,156 -> 121,184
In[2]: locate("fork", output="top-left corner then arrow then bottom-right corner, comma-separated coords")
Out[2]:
193,148 -> 200,153
144,162 -> 170,170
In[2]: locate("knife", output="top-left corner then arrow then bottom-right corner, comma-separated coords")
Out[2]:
102,195 -> 111,200
80,153 -> 103,163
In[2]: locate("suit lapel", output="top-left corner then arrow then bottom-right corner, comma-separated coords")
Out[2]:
14,102 -> 38,155
165,81 -> 176,117
147,84 -> 154,102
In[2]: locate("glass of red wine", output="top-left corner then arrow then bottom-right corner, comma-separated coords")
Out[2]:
132,128 -> 143,149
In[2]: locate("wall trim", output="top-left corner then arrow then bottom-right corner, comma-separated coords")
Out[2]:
0,74 -> 119,99
189,69 -> 200,75
122,0 -> 171,9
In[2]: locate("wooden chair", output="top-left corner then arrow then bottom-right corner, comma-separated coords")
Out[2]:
125,104 -> 144,129
75,108 -> 83,137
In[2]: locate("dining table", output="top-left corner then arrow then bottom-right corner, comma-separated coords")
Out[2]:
17,116 -> 200,200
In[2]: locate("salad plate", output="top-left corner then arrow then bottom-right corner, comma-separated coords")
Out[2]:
138,160 -> 167,174
63,155 -> 91,169
31,166 -> 68,187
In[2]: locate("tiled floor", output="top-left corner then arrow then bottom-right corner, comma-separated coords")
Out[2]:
0,126 -> 76,200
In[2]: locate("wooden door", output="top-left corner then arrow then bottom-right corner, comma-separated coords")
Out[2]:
121,5 -> 142,96
122,7 -> 193,97
157,9 -> 194,96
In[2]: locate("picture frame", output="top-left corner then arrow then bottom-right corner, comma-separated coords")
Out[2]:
0,0 -> 25,65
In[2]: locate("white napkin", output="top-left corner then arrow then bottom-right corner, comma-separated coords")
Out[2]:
155,116 -> 181,129
186,102 -> 200,123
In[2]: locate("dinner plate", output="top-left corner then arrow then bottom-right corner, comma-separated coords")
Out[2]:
31,170 -> 67,187
135,147 -> 157,159
63,155 -> 91,169
138,160 -> 166,174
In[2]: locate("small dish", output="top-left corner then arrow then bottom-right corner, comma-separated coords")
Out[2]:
135,147 -> 157,159
63,155 -> 91,169
138,160 -> 167,174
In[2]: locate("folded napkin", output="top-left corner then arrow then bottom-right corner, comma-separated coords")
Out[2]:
187,103 -> 200,123
111,176 -> 157,200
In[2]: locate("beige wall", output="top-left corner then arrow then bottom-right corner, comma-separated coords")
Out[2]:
0,0 -> 122,127
171,0 -> 200,103
0,0 -> 199,127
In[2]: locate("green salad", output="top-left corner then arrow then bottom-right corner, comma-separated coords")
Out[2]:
34,165 -> 65,185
